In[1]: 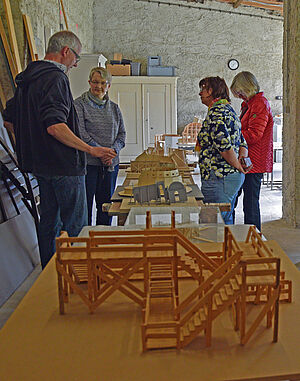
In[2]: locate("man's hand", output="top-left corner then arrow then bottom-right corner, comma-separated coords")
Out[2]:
89,146 -> 116,160
47,124 -> 118,161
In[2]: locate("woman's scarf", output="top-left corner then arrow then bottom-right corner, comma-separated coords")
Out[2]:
83,90 -> 108,107
209,98 -> 229,109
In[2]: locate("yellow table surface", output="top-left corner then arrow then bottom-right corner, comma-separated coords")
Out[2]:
0,240 -> 300,381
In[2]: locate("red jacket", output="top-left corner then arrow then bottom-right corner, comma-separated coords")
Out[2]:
240,92 -> 273,173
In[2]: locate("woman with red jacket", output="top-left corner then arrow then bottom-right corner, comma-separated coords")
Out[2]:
231,71 -> 273,231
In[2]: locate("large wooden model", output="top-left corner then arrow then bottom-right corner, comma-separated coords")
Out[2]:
55,212 -> 292,351
119,147 -> 194,198
129,147 -> 194,180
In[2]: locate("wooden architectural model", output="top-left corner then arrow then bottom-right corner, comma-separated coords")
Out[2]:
129,147 -> 194,180
55,212 -> 292,351
119,147 -> 194,198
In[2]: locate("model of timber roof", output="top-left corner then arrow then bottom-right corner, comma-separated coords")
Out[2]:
55,212 -> 292,352
130,147 -> 192,173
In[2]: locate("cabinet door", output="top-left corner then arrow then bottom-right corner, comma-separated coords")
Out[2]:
109,84 -> 143,162
143,84 -> 172,147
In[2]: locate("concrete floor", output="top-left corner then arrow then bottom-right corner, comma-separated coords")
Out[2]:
1,164 -> 299,330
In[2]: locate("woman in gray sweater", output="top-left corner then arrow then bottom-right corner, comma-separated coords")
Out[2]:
75,67 -> 126,225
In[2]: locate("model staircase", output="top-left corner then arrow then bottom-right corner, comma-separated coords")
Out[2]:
179,270 -> 242,348
149,263 -> 174,297
178,253 -> 202,280
142,262 -> 178,350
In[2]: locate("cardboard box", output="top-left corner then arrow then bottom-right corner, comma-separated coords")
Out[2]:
107,64 -> 131,76
113,53 -> 122,61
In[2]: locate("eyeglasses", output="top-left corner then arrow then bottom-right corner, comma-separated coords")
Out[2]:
90,80 -> 109,86
199,84 -> 206,92
69,47 -> 81,63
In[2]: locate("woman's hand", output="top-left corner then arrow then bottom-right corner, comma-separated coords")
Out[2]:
221,148 -> 248,174
239,156 -> 253,173
101,157 -> 113,166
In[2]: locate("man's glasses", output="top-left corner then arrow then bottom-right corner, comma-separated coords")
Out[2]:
69,47 -> 81,63
90,80 -> 109,86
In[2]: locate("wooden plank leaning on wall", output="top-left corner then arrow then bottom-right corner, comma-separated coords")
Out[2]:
2,0 -> 22,73
59,0 -> 69,30
22,14 -> 38,61
0,15 -> 17,81
0,82 -> 6,110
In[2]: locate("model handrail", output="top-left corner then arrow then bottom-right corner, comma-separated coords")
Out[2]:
175,229 -> 218,271
179,261 -> 242,327
174,251 -> 241,316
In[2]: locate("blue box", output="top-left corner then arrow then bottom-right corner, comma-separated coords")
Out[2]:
147,65 -> 176,76
147,56 -> 162,67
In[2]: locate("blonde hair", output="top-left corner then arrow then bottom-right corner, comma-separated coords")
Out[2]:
230,71 -> 260,99
89,67 -> 112,84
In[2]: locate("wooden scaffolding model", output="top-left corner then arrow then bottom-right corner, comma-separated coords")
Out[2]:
55,212 -> 292,351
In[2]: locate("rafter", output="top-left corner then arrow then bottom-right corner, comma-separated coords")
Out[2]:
233,0 -> 243,8
183,0 -> 283,15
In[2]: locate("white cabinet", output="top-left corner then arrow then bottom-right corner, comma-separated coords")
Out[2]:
109,76 -> 178,162
69,57 -> 178,163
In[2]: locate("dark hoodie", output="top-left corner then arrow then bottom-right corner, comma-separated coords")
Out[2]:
3,60 -> 86,176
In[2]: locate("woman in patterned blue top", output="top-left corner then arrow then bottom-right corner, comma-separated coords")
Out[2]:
197,76 -> 249,224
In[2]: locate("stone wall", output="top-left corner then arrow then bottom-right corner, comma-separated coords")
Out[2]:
0,0 -> 93,105
19,0 -> 94,55
0,0 -> 93,62
282,0 -> 300,226
93,0 -> 283,131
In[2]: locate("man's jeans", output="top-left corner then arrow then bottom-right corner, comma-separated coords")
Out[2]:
85,164 -> 119,226
36,175 -> 87,269
201,171 -> 245,225
242,173 -> 263,231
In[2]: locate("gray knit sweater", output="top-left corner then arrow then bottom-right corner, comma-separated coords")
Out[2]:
74,92 -> 126,167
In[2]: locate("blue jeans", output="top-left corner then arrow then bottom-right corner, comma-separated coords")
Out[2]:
36,175 -> 87,269
85,164 -> 119,226
242,173 -> 263,231
201,171 -> 245,225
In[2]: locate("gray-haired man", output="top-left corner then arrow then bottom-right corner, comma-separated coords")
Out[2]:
3,31 -> 116,269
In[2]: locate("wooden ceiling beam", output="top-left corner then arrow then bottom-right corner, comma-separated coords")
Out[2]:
248,0 -> 283,5
241,1 -> 283,12
205,0 -> 283,14
233,0 -> 243,8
